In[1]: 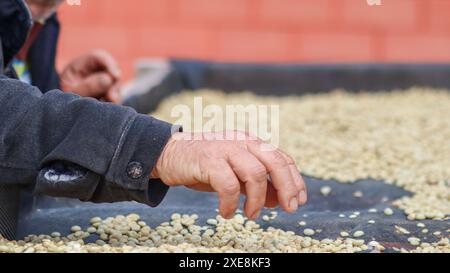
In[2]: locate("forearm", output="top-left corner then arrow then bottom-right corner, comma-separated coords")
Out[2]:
0,76 -> 173,206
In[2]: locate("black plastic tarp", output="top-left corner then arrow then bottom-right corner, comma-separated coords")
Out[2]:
16,61 -> 450,251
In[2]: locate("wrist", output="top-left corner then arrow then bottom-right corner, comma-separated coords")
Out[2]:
150,132 -> 182,180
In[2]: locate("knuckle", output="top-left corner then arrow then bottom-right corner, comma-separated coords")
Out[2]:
229,150 -> 267,183
283,153 -> 296,165
269,151 -> 289,168
224,144 -> 242,157
284,182 -> 299,193
248,164 -> 267,182
221,181 -> 240,196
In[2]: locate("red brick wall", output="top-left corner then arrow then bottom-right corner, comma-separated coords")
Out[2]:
57,0 -> 450,80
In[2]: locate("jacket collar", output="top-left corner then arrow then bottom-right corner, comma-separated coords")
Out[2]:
0,0 -> 33,69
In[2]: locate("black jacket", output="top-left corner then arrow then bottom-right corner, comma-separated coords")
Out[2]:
0,0 -> 173,206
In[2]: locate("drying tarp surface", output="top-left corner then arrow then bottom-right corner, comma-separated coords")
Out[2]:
16,61 -> 450,251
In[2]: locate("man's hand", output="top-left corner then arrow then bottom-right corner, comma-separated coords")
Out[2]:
152,131 -> 307,220
60,50 -> 122,104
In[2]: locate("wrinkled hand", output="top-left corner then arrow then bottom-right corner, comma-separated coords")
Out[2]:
152,131 -> 307,220
60,50 -> 122,104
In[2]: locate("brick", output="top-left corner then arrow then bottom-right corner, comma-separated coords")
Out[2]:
258,0 -> 332,29
60,0 -> 171,27
340,0 -> 418,32
58,26 -> 130,54
58,0 -> 98,26
133,27 -> 215,59
216,30 -> 291,61
55,0 -> 450,80
429,0 -> 450,33
294,32 -> 374,61
57,26 -> 132,79
385,34 -> 450,61
174,0 -> 249,27
96,0 -> 170,26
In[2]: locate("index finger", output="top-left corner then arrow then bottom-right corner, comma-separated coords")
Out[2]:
227,149 -> 268,220
208,160 -> 241,219
90,50 -> 122,80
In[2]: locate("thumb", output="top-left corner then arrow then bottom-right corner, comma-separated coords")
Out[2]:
77,72 -> 114,98
104,83 -> 123,104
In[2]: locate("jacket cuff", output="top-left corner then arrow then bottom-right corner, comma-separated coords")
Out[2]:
104,114 -> 179,205
90,178 -> 170,207
33,165 -> 171,207
135,178 -> 171,206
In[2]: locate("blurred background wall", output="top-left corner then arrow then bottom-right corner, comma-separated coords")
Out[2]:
57,0 -> 450,80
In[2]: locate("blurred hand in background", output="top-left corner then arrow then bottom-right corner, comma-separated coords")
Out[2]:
60,50 -> 123,104
25,1 -> 122,104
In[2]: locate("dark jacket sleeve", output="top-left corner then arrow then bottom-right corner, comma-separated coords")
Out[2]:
0,75 -> 175,207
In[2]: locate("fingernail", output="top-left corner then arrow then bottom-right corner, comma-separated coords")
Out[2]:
223,212 -> 234,220
289,197 -> 298,212
298,190 -> 307,205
